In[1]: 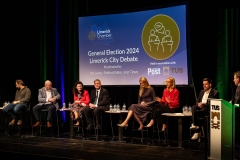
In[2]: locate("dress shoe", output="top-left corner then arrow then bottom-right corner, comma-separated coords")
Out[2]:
138,126 -> 143,130
190,123 -> 199,130
17,120 -> 22,125
47,121 -> 52,128
74,121 -> 80,126
117,124 -> 128,128
33,121 -> 42,127
9,119 -> 16,125
191,133 -> 199,140
145,120 -> 154,128
95,124 -> 102,129
86,123 -> 94,130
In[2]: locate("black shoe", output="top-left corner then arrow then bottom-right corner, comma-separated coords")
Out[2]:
95,124 -> 102,129
86,123 -> 94,130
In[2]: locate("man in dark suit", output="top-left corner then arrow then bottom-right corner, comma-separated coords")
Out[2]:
233,71 -> 240,105
82,79 -> 110,130
32,80 -> 61,128
190,78 -> 219,140
233,71 -> 240,145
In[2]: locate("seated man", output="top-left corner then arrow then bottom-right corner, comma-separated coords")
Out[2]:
32,80 -> 61,128
190,78 -> 219,140
3,79 -> 31,125
82,79 -> 110,130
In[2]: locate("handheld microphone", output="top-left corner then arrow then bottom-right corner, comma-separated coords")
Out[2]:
78,93 -> 82,100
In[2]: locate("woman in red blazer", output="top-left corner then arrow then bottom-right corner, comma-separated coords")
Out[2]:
146,77 -> 179,131
71,81 -> 90,126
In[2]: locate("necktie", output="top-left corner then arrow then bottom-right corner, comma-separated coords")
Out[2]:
94,91 -> 98,104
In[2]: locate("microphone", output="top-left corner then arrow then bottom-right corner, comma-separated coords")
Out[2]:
211,81 -> 223,92
207,81 -> 223,98
78,93 -> 82,100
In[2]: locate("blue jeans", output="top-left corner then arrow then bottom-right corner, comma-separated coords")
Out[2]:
3,103 -> 25,119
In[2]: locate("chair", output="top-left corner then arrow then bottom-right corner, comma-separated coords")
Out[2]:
69,107 -> 84,138
151,120 -> 167,145
36,108 -> 59,137
189,112 -> 210,159
131,113 -> 151,144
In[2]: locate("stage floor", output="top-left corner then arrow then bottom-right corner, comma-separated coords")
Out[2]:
0,129 -> 239,160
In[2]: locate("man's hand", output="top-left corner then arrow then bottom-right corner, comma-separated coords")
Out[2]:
48,97 -> 56,102
198,102 -> 203,108
89,103 -> 96,109
12,101 -> 20,104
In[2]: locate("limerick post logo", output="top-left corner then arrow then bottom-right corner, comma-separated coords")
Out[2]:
142,15 -> 180,60
87,23 -> 113,45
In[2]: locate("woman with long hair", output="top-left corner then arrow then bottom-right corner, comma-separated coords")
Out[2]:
117,77 -> 156,130
71,81 -> 90,126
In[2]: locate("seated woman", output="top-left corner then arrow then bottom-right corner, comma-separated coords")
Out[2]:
146,77 -> 179,131
71,81 -> 90,126
117,77 -> 156,130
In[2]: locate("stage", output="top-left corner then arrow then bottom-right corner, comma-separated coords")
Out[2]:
0,128 -> 239,160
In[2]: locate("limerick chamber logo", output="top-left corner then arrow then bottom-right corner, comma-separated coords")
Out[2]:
87,23 -> 113,45
142,15 -> 180,60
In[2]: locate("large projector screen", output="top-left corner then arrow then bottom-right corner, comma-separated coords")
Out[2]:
78,3 -> 190,85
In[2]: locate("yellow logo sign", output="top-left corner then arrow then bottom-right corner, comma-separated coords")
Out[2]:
142,15 -> 180,60
211,112 -> 220,130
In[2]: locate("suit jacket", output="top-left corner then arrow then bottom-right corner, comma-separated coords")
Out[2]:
37,87 -> 61,109
73,90 -> 90,106
90,87 -> 110,110
196,88 -> 219,110
234,86 -> 240,105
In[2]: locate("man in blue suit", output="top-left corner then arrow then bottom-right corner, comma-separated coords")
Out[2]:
32,80 -> 61,128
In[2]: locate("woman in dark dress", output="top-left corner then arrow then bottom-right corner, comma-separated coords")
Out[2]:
117,77 -> 156,130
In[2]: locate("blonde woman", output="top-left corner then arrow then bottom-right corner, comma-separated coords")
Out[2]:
117,77 -> 156,130
145,77 -> 179,131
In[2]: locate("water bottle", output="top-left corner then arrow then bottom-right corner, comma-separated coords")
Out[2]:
109,104 -> 113,111
68,102 -> 71,108
113,104 -> 116,112
183,106 -> 187,115
122,103 -> 126,111
188,106 -> 192,115
117,103 -> 120,112
62,102 -> 66,108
